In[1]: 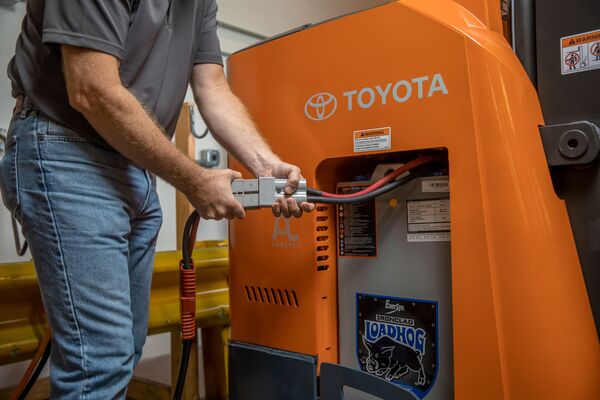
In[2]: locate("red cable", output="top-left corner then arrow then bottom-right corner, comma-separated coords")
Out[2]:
321,155 -> 444,198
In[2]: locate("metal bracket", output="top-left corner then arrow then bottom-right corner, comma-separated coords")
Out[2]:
539,121 -> 600,166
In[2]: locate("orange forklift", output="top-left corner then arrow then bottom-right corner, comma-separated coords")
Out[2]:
9,1 -> 599,399
226,0 -> 600,399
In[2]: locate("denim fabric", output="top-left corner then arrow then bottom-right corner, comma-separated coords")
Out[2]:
0,114 -> 162,399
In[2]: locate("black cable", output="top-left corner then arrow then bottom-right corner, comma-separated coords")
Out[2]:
16,341 -> 51,400
307,187 -> 322,196
307,167 -> 432,204
11,217 -> 28,256
182,211 -> 199,267
172,340 -> 194,400
191,127 -> 209,140
189,105 -> 210,140
173,210 -> 200,400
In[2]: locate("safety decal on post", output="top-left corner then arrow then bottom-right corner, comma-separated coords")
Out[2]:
561,28 -> 600,75
353,127 -> 391,153
357,293 -> 438,399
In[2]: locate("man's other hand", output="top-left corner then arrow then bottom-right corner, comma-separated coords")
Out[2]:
186,168 -> 246,220
270,161 -> 316,218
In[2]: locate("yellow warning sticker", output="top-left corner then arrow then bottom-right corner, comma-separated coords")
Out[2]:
561,28 -> 600,75
353,127 -> 391,153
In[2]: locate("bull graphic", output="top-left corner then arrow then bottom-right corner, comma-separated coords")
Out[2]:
362,336 -> 426,386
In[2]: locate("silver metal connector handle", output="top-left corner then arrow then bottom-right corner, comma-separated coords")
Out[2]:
231,177 -> 307,209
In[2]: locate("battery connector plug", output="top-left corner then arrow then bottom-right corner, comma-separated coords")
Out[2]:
232,177 -> 308,209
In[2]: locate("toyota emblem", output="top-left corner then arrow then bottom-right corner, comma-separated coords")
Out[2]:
304,92 -> 337,121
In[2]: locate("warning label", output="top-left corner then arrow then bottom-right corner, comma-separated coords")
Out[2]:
353,127 -> 391,153
337,185 -> 377,257
406,198 -> 450,242
561,28 -> 600,75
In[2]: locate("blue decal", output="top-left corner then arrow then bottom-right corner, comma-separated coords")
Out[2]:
356,293 -> 439,399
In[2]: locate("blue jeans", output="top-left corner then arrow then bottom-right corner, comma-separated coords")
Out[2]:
0,113 -> 162,399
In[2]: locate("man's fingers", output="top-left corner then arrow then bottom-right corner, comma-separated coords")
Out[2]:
286,198 -> 302,218
284,168 -> 301,195
272,200 -> 282,217
229,169 -> 243,181
278,197 -> 291,218
300,202 -> 316,212
233,200 -> 246,219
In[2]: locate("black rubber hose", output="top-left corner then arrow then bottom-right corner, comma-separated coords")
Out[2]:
16,341 -> 51,400
11,217 -> 28,257
182,211 -> 199,266
172,210 -> 200,400
172,340 -> 194,400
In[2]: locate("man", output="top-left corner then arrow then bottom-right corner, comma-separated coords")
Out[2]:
0,1 -> 313,398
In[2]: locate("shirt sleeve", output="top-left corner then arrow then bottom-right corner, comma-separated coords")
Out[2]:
42,0 -> 131,60
194,0 -> 223,65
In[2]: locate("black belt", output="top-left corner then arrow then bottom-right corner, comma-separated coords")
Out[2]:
13,96 -> 37,118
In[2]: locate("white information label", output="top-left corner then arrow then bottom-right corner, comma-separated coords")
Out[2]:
406,198 -> 450,242
408,222 -> 451,233
353,127 -> 391,153
422,180 -> 449,193
561,29 -> 600,75
407,232 -> 450,242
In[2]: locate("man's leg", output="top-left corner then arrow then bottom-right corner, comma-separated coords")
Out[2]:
13,115 -> 151,399
127,181 -> 162,364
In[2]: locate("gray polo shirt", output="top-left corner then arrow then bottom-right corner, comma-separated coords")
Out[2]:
8,0 -> 222,144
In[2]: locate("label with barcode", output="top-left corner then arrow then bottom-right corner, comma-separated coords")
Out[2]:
422,180 -> 449,193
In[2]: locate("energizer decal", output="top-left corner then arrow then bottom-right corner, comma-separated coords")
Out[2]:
357,293 -> 438,399
304,74 -> 448,121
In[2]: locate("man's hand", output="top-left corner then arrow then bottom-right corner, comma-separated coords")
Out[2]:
270,161 -> 316,218
185,169 -> 246,220
191,64 -> 314,218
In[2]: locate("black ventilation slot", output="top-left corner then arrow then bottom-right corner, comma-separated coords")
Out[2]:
315,205 -> 333,273
244,286 -> 300,307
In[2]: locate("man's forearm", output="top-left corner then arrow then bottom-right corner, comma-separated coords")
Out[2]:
79,86 -> 203,193
193,71 -> 279,177
62,47 -> 205,197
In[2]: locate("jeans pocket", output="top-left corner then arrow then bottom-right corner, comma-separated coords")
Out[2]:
0,136 -> 20,218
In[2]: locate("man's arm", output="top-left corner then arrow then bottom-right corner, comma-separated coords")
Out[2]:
62,45 -> 245,220
190,63 -> 315,218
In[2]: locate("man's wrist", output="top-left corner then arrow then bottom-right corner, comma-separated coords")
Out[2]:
177,163 -> 208,198
249,152 -> 280,177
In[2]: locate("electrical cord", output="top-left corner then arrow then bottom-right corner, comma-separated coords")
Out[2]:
173,210 -> 200,400
189,105 -> 210,140
11,217 -> 28,256
308,155 -> 444,199
307,158 -> 445,203
307,170 -> 422,204
11,328 -> 51,400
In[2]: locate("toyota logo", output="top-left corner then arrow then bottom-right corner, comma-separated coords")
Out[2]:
304,92 -> 337,121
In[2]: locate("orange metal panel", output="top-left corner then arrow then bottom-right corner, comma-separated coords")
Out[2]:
453,0 -> 503,34
228,1 -> 599,398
